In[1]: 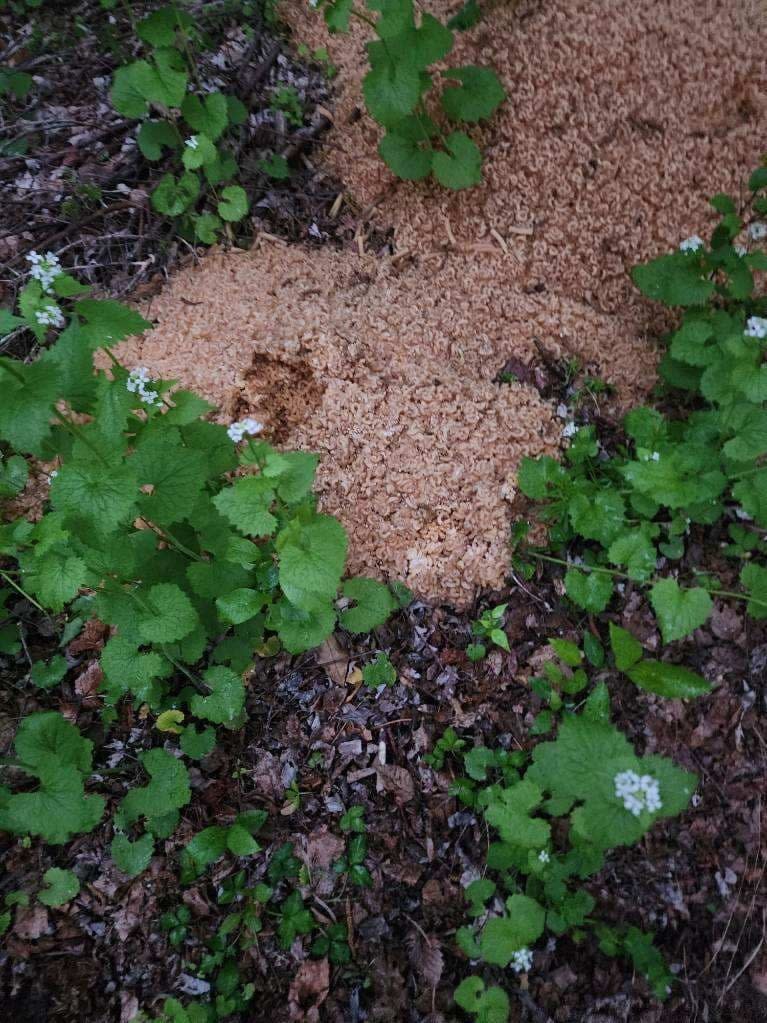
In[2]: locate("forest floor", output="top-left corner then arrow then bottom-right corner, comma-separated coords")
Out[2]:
1,2 -> 766,1023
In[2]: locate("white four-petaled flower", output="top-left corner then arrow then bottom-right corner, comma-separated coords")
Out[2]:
35,304 -> 65,328
679,235 -> 704,253
27,250 -> 63,292
538,850 -> 550,864
510,948 -> 533,973
185,135 -> 199,150
748,222 -> 767,241
745,316 -> 767,340
614,770 -> 662,817
227,417 -> 264,443
126,367 -> 162,407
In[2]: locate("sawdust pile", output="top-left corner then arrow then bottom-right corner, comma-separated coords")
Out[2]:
119,0 -> 767,606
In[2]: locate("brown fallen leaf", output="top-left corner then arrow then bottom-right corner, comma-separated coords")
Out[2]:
406,930 -> 444,990
13,904 -> 51,941
316,634 -> 352,688
288,957 -> 330,1022
74,660 -> 104,703
375,763 -> 414,804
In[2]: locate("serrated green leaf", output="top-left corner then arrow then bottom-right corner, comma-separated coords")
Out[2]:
278,514 -> 347,610
632,255 -> 715,307
152,171 -> 200,217
111,833 -> 154,877
216,588 -> 269,625
0,358 -> 59,454
339,577 -> 397,633
564,568 -> 613,612
180,725 -> 216,760
608,623 -> 643,671
213,476 -> 276,537
607,527 -> 657,582
627,660 -> 711,699
190,666 -> 245,725
38,867 -> 80,907
182,133 -> 217,171
267,596 -> 336,654
116,748 -> 190,829
432,131 -> 482,189
133,428 -> 208,525
741,562 -> 767,619
227,823 -> 260,857
137,119 -> 179,160
516,455 -> 565,499
20,551 -> 88,612
262,450 -> 319,503
441,66 -> 505,123
138,583 -> 199,644
454,977 -> 509,1023
362,57 -> 421,128
30,655 -> 68,690
568,490 -> 625,545
181,825 -> 228,880
137,6 -> 193,47
480,895 -> 545,965
217,184 -> 249,222
379,126 -> 433,180
649,578 -> 712,643
181,92 -> 229,141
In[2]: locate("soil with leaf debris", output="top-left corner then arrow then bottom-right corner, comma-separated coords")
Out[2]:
1,467 -> 766,1023
0,0 -> 352,336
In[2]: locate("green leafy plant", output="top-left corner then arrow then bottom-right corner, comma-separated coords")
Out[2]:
0,264 -> 397,863
314,0 -> 505,188
361,650 -> 397,688
108,5 -> 250,242
467,603 -> 510,661
452,707 -> 696,1014
515,162 -> 767,639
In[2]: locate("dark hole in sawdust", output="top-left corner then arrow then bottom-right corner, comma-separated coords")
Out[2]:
237,352 -> 325,445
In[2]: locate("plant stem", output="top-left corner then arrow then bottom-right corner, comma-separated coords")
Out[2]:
528,551 -> 767,612
0,569 -> 47,613
53,411 -> 110,467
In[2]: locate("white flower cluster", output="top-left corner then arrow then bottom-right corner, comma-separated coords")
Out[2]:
614,770 -> 662,817
126,367 -> 162,407
185,135 -> 199,150
27,250 -> 62,291
538,850 -> 550,864
35,304 -> 65,328
510,948 -> 533,973
748,222 -> 767,241
745,316 -> 767,340
227,417 -> 264,443
679,235 -> 704,253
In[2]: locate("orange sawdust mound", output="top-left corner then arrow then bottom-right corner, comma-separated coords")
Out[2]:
119,0 -> 767,606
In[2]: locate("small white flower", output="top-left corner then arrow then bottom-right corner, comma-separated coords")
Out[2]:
562,421 -> 578,439
126,367 -> 162,407
734,244 -> 747,257
538,850 -> 550,864
614,770 -> 662,817
748,222 -> 767,241
49,470 -> 58,480
185,135 -> 199,150
556,403 -> 569,419
227,417 -> 264,443
744,316 -> 767,340
35,304 -> 65,328
27,250 -> 63,291
651,451 -> 660,461
679,235 -> 704,253
510,948 -> 533,973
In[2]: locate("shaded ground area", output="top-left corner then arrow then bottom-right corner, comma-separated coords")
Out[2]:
1,536 -> 765,1022
0,0 -> 342,317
